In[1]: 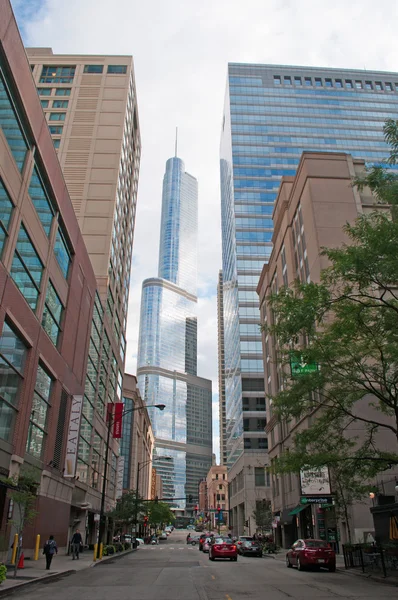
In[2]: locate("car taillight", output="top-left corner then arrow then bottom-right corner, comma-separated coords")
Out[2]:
214,545 -> 222,550
231,545 -> 237,551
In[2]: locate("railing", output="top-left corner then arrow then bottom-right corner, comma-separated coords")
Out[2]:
343,543 -> 398,578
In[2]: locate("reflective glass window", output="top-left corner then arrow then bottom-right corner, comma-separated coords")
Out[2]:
284,76 -> 291,85
345,79 -> 353,88
365,81 -> 373,90
0,178 -> 14,258
28,166 -> 55,235
315,77 -> 322,86
26,364 -> 52,458
84,65 -> 104,74
54,227 -> 71,279
0,321 -> 28,441
40,100 -> 49,108
273,76 -> 281,85
294,77 -> 302,86
304,77 -> 312,86
42,281 -> 64,346
107,65 -> 127,74
375,81 -> 383,91
385,82 -> 392,91
355,80 -> 362,89
11,224 -> 43,311
0,70 -> 29,170
49,125 -> 63,135
37,88 -> 52,96
53,139 -> 60,149
40,66 -> 75,84
49,112 -> 65,121
325,78 -> 332,87
52,100 -> 68,109
55,88 -> 71,96
335,79 -> 342,87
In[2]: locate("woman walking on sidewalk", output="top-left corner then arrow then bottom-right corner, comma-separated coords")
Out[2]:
43,535 -> 58,570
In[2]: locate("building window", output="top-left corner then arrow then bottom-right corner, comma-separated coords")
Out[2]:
39,66 -> 75,84
0,179 -> 14,258
107,65 -> 127,74
42,281 -> 64,346
40,100 -> 49,108
273,76 -> 281,85
314,77 -> 322,86
345,79 -> 353,88
28,166 -> 55,236
294,77 -> 302,85
255,467 -> 266,486
37,88 -> 52,96
284,76 -> 291,85
53,139 -> 61,149
52,100 -> 68,109
325,78 -> 332,87
54,226 -> 71,279
0,71 -> 29,171
335,79 -> 342,87
365,81 -> 373,90
84,65 -> 104,74
385,82 -> 392,91
49,125 -> 63,135
49,112 -> 65,121
375,81 -> 383,91
304,77 -> 312,86
26,364 -> 52,459
11,225 -> 44,311
55,88 -> 71,96
355,80 -> 362,89
0,321 -> 28,441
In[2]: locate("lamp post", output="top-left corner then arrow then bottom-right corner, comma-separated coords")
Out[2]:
97,403 -> 166,557
134,456 -> 172,538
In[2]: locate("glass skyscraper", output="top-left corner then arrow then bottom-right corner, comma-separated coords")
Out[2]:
137,157 -> 212,512
220,63 -> 398,475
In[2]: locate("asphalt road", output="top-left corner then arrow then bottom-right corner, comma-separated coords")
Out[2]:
18,529 -> 395,600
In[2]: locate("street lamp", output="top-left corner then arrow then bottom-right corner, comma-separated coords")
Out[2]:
134,456 -> 172,537
97,403 -> 166,556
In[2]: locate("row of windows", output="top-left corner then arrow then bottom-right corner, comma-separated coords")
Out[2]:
38,88 -> 71,96
232,124 -> 384,139
37,64 -> 127,83
41,100 -> 68,109
230,103 -> 398,120
231,94 -> 398,111
273,75 -> 398,92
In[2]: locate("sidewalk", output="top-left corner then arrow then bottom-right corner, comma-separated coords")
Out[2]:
0,548 -> 134,597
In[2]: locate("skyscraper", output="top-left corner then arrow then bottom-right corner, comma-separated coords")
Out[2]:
220,63 -> 398,534
28,48 -> 141,540
217,270 -> 227,466
137,156 -> 212,514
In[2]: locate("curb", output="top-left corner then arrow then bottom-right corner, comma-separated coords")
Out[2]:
0,570 -> 76,598
92,548 -> 135,567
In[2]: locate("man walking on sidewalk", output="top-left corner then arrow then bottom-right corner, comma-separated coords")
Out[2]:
71,529 -> 83,560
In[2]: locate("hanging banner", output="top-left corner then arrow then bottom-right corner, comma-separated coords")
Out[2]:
300,466 -> 331,496
151,468 -> 157,499
113,402 -> 124,438
64,395 -> 83,478
116,456 -> 124,498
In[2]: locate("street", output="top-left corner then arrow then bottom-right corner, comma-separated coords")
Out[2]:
17,530 -> 395,600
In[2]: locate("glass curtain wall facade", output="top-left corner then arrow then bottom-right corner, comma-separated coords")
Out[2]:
220,63 -> 398,469
137,157 -> 212,513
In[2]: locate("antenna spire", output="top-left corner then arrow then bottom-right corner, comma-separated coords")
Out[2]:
175,127 -> 178,157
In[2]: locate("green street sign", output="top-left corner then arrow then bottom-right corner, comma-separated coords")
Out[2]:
290,353 -> 318,377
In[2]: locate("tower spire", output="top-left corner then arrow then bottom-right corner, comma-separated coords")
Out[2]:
175,127 -> 178,157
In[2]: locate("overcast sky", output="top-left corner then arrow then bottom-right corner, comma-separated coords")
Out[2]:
12,0 -> 398,461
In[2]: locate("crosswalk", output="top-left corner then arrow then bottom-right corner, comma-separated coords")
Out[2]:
141,546 -> 198,551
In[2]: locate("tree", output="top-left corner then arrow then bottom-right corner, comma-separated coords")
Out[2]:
147,501 -> 175,529
252,500 -> 273,533
2,470 -> 39,578
108,491 -> 146,534
264,120 -> 398,492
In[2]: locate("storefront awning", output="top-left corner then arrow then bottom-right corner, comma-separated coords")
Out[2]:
288,504 -> 308,516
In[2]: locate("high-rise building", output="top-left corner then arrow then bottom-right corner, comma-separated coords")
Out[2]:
220,63 -> 398,535
0,1 -> 97,555
27,48 -> 141,539
217,270 -> 227,466
137,156 -> 212,514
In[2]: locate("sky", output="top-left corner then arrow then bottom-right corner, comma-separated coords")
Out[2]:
11,0 -> 398,462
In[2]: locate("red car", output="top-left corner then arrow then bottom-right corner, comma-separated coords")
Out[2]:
286,539 -> 336,572
209,537 -> 238,561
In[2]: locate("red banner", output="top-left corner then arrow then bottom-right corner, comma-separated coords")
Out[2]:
113,402 -> 123,438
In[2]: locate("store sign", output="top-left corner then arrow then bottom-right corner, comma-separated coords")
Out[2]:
64,395 -> 83,478
300,466 -> 331,496
300,496 -> 333,505
113,402 -> 124,438
116,456 -> 124,499
151,468 -> 157,499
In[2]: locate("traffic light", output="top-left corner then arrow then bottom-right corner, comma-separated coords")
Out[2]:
144,515 -> 148,527
194,504 -> 198,514
188,494 -> 193,503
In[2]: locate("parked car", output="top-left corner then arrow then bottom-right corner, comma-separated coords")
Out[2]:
209,537 -> 238,561
236,536 -> 253,548
202,537 -> 212,553
286,539 -> 336,572
187,535 -> 201,546
135,538 -> 145,546
199,533 -> 207,551
186,525 -> 195,530
238,540 -> 263,557
159,532 -> 168,541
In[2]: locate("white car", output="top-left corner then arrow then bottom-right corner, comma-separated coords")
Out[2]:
136,538 -> 145,546
159,532 -> 168,540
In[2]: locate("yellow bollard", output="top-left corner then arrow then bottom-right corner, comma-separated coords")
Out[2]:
34,534 -> 40,561
99,543 -> 103,559
93,543 -> 97,562
11,533 -> 18,565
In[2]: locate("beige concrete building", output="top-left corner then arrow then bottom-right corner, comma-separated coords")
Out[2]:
27,49 -> 141,541
122,374 -> 154,501
257,151 -> 398,549
206,465 -> 228,529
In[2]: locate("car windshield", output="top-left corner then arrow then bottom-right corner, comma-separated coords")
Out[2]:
240,536 -> 253,541
305,540 -> 329,548
214,537 -> 233,544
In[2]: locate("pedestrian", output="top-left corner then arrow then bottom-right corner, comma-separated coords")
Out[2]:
71,529 -> 83,560
186,533 -> 191,542
43,535 -> 58,570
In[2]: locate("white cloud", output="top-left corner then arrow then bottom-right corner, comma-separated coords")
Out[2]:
15,0 -> 398,464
